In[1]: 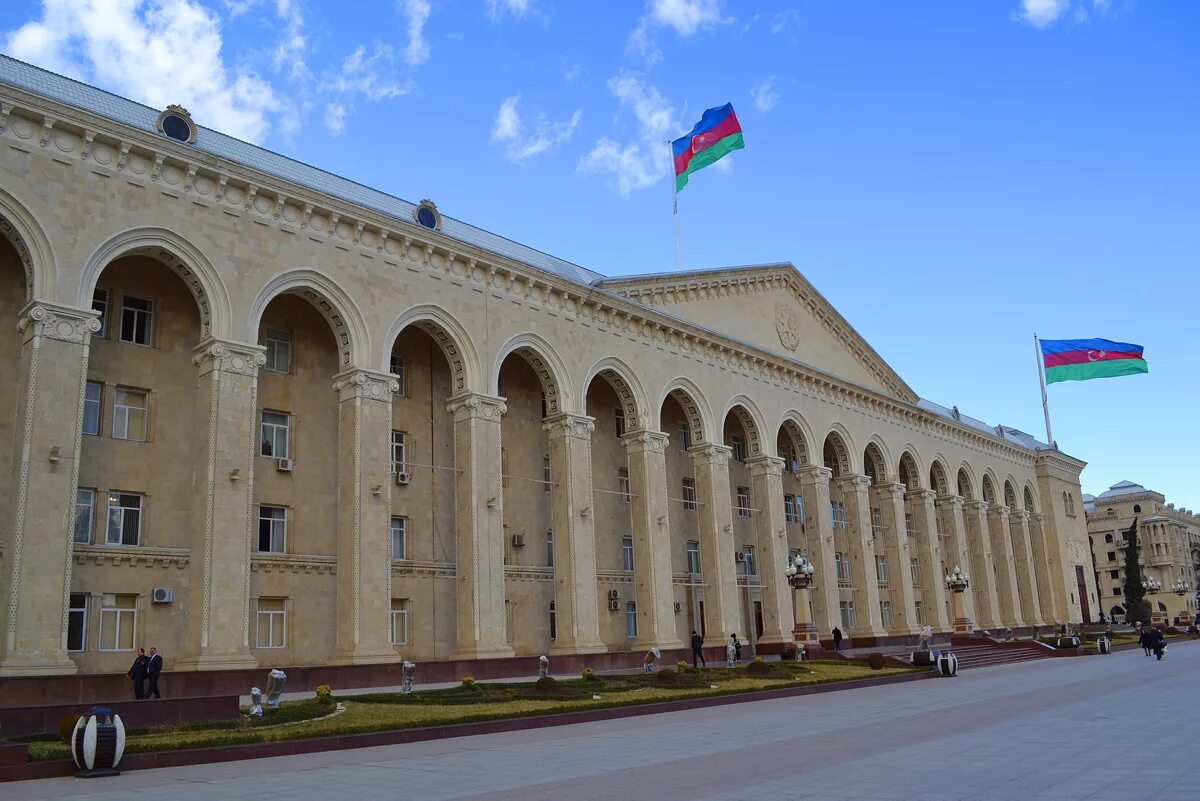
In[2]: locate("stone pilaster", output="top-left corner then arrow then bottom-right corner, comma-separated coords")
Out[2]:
1010,510 -> 1045,626
0,302 -> 98,676
834,474 -> 886,638
908,489 -> 951,632
798,466 -> 838,635
1028,512 -> 1059,621
747,455 -> 793,646
329,368 -> 399,664
963,499 -> 1002,629
872,483 -> 919,635
543,413 -> 606,656
935,495 -> 978,626
447,393 -> 513,659
986,505 -> 1025,629
624,429 -> 683,650
175,339 -> 265,671
690,443 -> 741,648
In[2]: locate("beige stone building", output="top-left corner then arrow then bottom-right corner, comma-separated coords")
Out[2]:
0,56 -> 1099,678
1083,482 -> 1199,625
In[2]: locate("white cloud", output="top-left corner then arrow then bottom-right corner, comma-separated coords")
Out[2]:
751,77 -> 779,113
1015,0 -> 1071,27
649,0 -> 724,36
3,0 -> 281,143
626,18 -> 662,65
272,0 -> 309,80
333,44 -> 411,101
402,0 -> 431,66
770,8 -> 801,35
485,0 -> 530,20
324,102 -> 346,136
578,74 -> 678,196
490,95 -> 581,162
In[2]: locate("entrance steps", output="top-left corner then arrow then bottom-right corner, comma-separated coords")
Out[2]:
945,637 -> 1059,671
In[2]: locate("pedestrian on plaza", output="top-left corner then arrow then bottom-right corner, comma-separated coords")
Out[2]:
832,626 -> 843,652
1151,628 -> 1166,661
126,648 -> 149,700
731,633 -> 742,663
146,646 -> 164,698
691,630 -> 706,668
1139,627 -> 1152,657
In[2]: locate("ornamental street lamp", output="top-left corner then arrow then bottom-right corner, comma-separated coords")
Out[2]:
944,566 -> 973,635
785,553 -> 820,653
1173,579 -> 1189,625
1143,578 -> 1164,624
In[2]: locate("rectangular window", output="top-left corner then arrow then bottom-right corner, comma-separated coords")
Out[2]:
92,287 -> 108,338
74,488 -> 95,544
391,516 -> 408,560
257,505 -> 287,553
618,468 -> 631,503
261,411 -> 289,458
911,558 -> 921,586
105,493 -> 142,546
835,551 -> 852,583
501,448 -> 510,488
880,600 -> 893,628
390,355 -> 406,396
871,507 -> 884,538
784,494 -> 800,524
614,407 -> 626,438
914,600 -> 924,625
621,536 -> 634,571
730,434 -> 746,462
686,540 -> 701,574
625,601 -> 638,638
831,500 -> 847,529
98,593 -> 136,651
67,593 -> 88,652
677,421 -> 692,451
1107,551 -> 1116,561
392,431 -> 408,475
112,388 -> 147,441
543,455 -> 551,493
905,513 -> 916,536
82,381 -> 102,436
839,600 -> 857,631
119,295 -> 153,345
540,392 -> 547,419
549,601 -> 557,641
391,599 -> 409,645
736,486 -> 751,518
1112,586 -> 1122,596
1109,570 -> 1119,579
254,598 -> 286,648
546,529 -> 554,568
779,444 -> 797,472
263,328 -> 291,373
742,546 -> 756,576
876,555 -> 888,584
682,478 -> 697,511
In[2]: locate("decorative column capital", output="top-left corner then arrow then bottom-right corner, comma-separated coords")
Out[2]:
543,412 -> 595,440
1011,509 -> 1031,523
1030,512 -> 1045,524
963,499 -> 989,513
906,488 -> 937,503
192,337 -> 266,376
746,454 -> 786,478
333,367 -> 398,401
622,428 -> 669,455
688,442 -> 732,466
17,300 -> 100,344
796,464 -> 833,486
833,473 -> 872,492
447,391 -> 507,421
873,481 -> 908,500
935,494 -> 964,510
987,504 -> 1011,521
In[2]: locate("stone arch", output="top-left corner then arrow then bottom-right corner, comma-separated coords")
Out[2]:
657,377 -> 714,445
383,304 -> 481,395
0,186 -> 56,302
956,465 -> 976,500
79,227 -> 232,340
583,357 -> 649,430
929,458 -> 951,496
722,396 -> 768,459
492,332 -> 572,418
1024,483 -> 1039,513
776,411 -> 814,470
1004,478 -> 1018,510
249,269 -> 369,369
981,473 -> 998,506
822,426 -> 855,478
862,438 -> 890,485
899,450 -> 922,491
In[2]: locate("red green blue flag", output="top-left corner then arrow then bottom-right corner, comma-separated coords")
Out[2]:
1040,338 -> 1147,385
672,103 -> 744,192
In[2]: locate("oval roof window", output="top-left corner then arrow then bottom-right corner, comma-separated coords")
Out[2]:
413,199 -> 442,231
156,105 -> 197,144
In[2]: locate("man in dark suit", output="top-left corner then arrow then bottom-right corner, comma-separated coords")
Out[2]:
146,646 -> 163,699
126,648 -> 149,700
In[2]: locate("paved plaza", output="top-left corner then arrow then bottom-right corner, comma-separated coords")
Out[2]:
8,642 -> 1197,801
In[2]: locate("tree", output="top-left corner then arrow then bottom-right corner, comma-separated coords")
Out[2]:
1121,518 -> 1151,626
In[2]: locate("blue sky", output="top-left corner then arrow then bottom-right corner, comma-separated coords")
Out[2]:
2,0 -> 1196,503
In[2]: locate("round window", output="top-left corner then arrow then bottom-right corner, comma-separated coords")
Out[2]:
416,206 -> 437,229
161,114 -> 192,142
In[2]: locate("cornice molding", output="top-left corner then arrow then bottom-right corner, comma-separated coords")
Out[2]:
73,544 -> 189,568
250,554 -> 336,574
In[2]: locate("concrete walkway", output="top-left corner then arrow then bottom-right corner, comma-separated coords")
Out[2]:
8,640 -> 1197,801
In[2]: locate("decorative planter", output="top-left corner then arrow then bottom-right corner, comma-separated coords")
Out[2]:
937,651 -> 958,677
1097,637 -> 1111,654
911,649 -> 935,666
70,706 -> 125,778
1055,636 -> 1081,649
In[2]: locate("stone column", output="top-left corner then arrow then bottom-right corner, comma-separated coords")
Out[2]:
935,495 -> 978,626
834,475 -> 886,638
963,500 -> 1002,629
543,413 -> 606,656
797,466 -> 838,636
0,302 -> 98,676
447,393 -> 513,659
873,483 -> 919,635
330,368 -> 400,665
747,455 -> 794,646
1010,510 -> 1045,626
986,505 -> 1025,629
908,489 -> 951,632
624,429 -> 683,650
1028,512 -> 1059,621
176,339 -> 265,671
690,443 -> 741,648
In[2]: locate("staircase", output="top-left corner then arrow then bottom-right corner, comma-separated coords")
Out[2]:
943,638 -> 1061,671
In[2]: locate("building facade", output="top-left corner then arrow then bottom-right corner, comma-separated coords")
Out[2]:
1083,481 -> 1199,625
0,56 -> 1099,678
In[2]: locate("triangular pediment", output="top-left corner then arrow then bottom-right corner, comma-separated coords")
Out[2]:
596,264 -> 917,401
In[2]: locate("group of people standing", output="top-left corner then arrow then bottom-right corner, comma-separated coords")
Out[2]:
1138,626 -> 1167,661
126,647 -> 164,699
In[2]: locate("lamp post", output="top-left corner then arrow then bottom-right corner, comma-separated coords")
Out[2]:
785,553 -> 820,654
1144,578 -> 1164,625
944,566 -> 973,635
1172,579 -> 1188,626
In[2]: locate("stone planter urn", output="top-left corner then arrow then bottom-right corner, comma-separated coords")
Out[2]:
911,649 -> 935,666
1055,636 -> 1081,649
70,706 -> 125,778
937,651 -> 958,677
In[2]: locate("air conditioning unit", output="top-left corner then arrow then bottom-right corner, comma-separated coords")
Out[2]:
735,551 -> 746,563
395,471 -> 411,486
151,587 -> 173,604
511,533 -> 526,548
607,599 -> 620,612
276,457 -> 294,472
673,602 -> 682,614
607,589 -> 620,601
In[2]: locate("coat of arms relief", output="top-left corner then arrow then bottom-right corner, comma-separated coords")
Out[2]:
775,303 -> 800,351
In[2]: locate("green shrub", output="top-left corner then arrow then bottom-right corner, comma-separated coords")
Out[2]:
866,652 -> 886,671
315,685 -> 334,707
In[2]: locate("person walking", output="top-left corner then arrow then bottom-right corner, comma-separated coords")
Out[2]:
1151,627 -> 1166,661
690,630 -> 706,668
731,633 -> 742,663
832,626 -> 844,652
1139,627 -> 1152,657
146,646 -> 164,699
126,648 -> 149,700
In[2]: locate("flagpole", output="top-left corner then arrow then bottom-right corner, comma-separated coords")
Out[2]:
667,139 -> 682,272
1034,333 -> 1054,448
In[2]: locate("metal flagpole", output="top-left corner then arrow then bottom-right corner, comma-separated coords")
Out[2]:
1034,333 -> 1054,448
668,139 -> 683,272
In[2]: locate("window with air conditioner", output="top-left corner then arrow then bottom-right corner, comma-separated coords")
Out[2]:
391,430 -> 408,475
742,546 -> 756,576
260,411 -> 289,458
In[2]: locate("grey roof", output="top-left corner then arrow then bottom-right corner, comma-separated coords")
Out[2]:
915,399 -> 1050,450
0,54 -> 604,287
1097,481 -> 1148,499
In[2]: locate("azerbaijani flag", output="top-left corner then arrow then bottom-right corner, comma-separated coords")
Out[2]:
1040,338 -> 1148,385
672,103 -> 744,192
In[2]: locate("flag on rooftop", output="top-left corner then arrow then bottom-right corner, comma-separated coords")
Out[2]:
1039,338 -> 1148,385
671,103 -> 744,192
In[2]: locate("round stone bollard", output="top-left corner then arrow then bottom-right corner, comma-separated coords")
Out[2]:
937,651 -> 958,677
70,706 -> 126,778
1097,636 -> 1111,655
401,660 -> 416,694
539,655 -> 549,678
248,687 -> 264,717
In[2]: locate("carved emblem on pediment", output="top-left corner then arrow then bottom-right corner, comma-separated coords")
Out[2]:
775,302 -> 800,351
